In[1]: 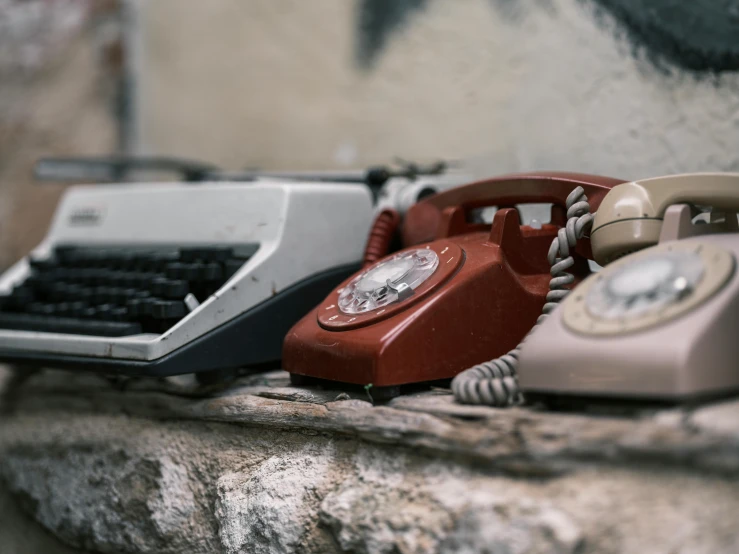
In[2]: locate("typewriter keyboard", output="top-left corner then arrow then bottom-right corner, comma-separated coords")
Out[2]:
0,244 -> 258,336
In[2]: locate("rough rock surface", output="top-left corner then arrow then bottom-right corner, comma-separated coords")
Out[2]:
2,369 -> 739,553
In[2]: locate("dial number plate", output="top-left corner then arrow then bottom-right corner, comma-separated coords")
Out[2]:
563,240 -> 734,336
318,240 -> 463,331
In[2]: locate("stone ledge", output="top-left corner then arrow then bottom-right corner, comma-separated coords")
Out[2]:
2,368 -> 739,553
5,369 -> 739,477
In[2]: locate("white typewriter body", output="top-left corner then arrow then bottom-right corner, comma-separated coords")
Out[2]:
0,181 -> 373,366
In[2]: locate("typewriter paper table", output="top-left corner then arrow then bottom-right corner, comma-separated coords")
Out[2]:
1,368 -> 739,553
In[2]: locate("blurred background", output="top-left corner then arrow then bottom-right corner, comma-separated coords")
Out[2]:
1,0 -> 738,271
0,2 -> 738,550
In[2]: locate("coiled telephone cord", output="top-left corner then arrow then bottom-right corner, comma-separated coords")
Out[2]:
451,186 -> 594,407
363,209 -> 401,268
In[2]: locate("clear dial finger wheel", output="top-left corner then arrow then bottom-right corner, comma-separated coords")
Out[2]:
563,240 -> 735,336
338,248 -> 439,314
586,251 -> 704,320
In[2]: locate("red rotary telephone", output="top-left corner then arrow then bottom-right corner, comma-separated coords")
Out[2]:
283,172 -> 624,399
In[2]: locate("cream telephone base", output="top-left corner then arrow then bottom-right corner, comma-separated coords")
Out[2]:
518,204 -> 739,403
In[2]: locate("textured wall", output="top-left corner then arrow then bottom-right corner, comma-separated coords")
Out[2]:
135,0 -> 739,180
0,0 -> 118,271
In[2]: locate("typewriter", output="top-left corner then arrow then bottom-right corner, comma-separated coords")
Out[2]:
0,156 -> 464,378
0,163 -> 376,376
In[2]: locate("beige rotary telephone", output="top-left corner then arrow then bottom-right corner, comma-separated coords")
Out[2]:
452,172 -> 739,406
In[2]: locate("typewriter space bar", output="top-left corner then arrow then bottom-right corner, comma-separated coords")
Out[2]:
0,313 -> 142,337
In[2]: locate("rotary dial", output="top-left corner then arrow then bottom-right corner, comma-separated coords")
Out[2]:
338,248 -> 439,314
563,240 -> 735,336
586,251 -> 705,320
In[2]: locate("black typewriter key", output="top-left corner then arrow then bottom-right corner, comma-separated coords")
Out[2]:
82,269 -> 101,285
76,269 -> 93,284
95,304 -> 114,319
139,272 -> 159,288
62,268 -> 82,282
152,300 -> 186,319
154,251 -> 178,265
35,273 -> 56,291
165,262 -> 186,280
28,254 -> 57,271
11,286 -> 35,305
117,287 -> 133,303
105,289 -> 121,305
105,287 -> 123,304
23,274 -> 41,290
138,297 -> 156,316
109,306 -> 128,321
34,303 -> 56,316
77,287 -> 95,303
105,270 -> 124,285
136,255 -> 160,271
87,251 -> 110,268
53,267 -> 71,281
139,252 -> 175,271
142,272 -> 165,288
224,260 -> 244,280
55,302 -> 72,316
117,273 -> 137,288
119,288 -> 138,301
56,249 -> 80,266
112,287 -> 129,304
209,247 -> 233,262
106,272 -> 124,287
161,279 -> 189,299
123,272 -> 145,288
180,248 -> 202,262
72,252 -> 92,268
189,262 -> 207,278
90,287 -> 104,303
90,270 -> 111,285
113,252 -> 135,267
235,244 -> 259,259
65,284 -> 85,297
69,301 -> 88,317
47,283 -> 64,301
27,303 -> 45,315
178,263 -> 199,281
0,312 -> 142,336
151,278 -> 168,297
200,262 -> 222,281
53,245 -> 75,259
80,306 -> 98,319
126,298 -> 143,318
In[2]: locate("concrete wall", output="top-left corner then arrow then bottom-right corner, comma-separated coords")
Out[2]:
134,0 -> 739,181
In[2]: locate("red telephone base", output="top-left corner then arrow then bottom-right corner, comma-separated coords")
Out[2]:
283,172 -> 623,390
283,209 -> 591,389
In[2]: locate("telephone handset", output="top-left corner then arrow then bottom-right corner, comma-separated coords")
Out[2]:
590,172 -> 739,265
456,172 -> 739,405
282,172 -> 623,398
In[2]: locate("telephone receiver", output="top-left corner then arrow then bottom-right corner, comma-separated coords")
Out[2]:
283,171 -> 624,398
363,171 -> 621,266
512,172 -> 739,405
590,173 -> 739,265
401,171 -> 618,246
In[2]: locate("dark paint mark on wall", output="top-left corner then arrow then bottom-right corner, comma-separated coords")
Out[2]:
355,0 -> 429,69
586,0 -> 739,73
356,0 -> 739,74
